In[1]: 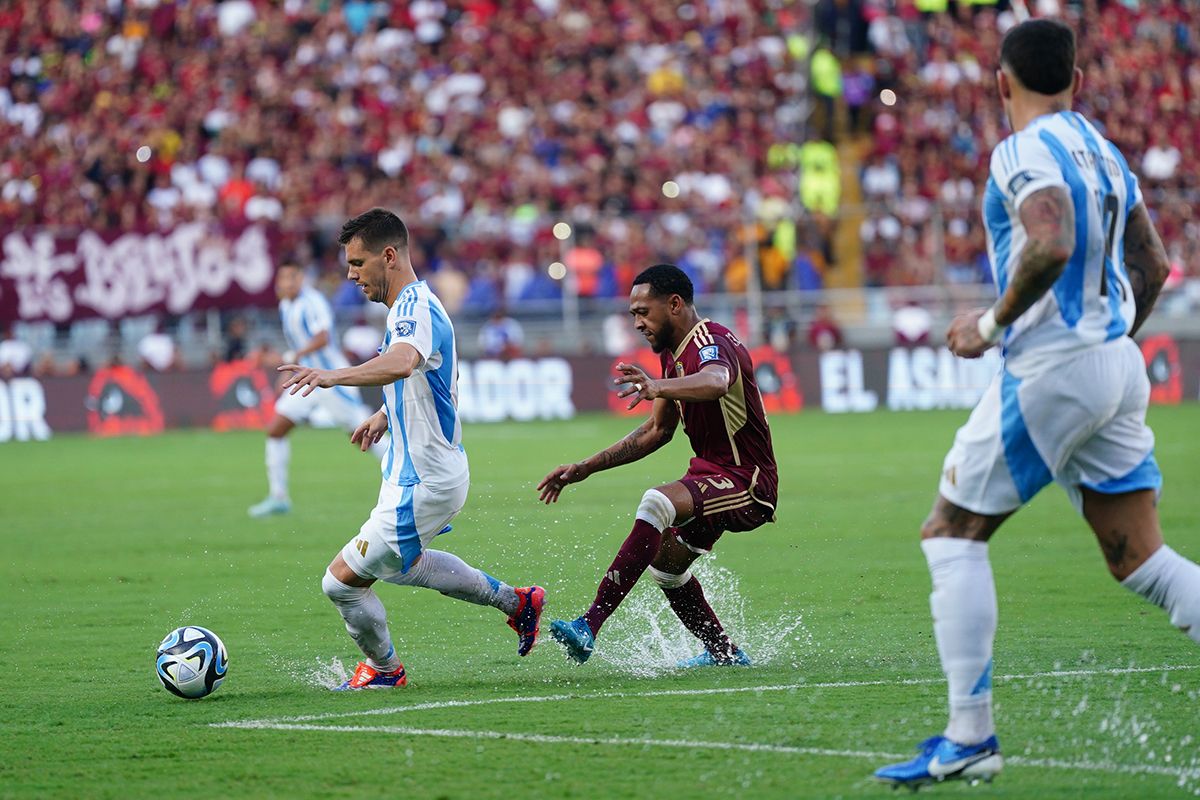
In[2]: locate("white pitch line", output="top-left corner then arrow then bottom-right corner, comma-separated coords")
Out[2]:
213,721 -> 1200,780
213,663 -> 1199,727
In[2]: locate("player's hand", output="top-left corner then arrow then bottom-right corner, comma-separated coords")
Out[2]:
277,364 -> 334,396
350,410 -> 388,452
946,309 -> 994,359
613,362 -> 659,410
536,462 -> 590,504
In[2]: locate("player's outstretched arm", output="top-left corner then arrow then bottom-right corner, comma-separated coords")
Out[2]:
948,185 -> 1075,358
278,343 -> 422,396
536,398 -> 679,504
615,361 -> 729,409
1123,202 -> 1170,337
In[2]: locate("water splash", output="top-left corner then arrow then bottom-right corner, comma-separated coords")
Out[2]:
589,559 -> 811,677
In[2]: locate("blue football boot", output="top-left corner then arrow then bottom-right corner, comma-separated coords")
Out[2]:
874,734 -> 1003,788
549,617 -> 595,664
676,647 -> 752,668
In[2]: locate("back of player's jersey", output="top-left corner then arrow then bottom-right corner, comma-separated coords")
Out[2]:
280,286 -> 352,371
983,111 -> 1141,374
379,280 -> 468,490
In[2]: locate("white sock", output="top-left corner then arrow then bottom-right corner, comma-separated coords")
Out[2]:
321,570 -> 401,671
265,437 -> 290,501
1122,545 -> 1200,644
385,549 -> 519,616
922,537 -> 997,745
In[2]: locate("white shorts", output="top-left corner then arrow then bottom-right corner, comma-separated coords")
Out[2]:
939,337 -> 1161,515
275,384 -> 369,430
340,479 -> 469,580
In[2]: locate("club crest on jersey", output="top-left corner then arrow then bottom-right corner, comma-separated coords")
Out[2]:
699,345 -> 720,363
393,319 -> 417,338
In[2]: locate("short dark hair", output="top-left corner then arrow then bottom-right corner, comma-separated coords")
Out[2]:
633,263 -> 694,305
338,208 -> 409,252
1000,19 -> 1075,96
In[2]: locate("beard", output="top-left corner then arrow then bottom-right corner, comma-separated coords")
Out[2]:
648,320 -> 675,353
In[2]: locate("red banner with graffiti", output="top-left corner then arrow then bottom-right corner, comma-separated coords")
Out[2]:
0,223 -> 279,324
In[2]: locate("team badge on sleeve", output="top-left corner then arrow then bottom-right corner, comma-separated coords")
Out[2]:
393,320 -> 417,338
699,345 -> 720,363
1007,170 -> 1035,196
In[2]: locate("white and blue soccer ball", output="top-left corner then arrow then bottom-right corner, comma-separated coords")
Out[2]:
155,626 -> 229,699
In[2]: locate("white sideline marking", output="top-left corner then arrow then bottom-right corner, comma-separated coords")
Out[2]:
212,721 -> 1199,779
211,664 -> 1200,780
214,663 -> 1199,726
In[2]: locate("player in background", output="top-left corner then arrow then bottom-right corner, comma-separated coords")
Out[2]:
538,264 -> 778,667
247,261 -> 385,518
875,19 -> 1197,788
278,208 -> 544,689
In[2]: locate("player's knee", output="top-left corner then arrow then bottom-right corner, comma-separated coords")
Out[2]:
636,489 -> 676,532
322,569 -> 363,603
647,565 -> 692,589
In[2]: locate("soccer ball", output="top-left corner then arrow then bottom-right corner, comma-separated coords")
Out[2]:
155,626 -> 229,699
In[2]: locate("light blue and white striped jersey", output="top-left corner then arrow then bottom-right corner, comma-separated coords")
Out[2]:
280,285 -> 353,372
983,110 -> 1142,375
379,280 -> 468,489
280,284 -> 363,407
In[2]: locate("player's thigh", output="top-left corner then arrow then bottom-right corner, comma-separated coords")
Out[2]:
938,372 -> 1027,516
338,481 -> 466,582
652,530 -> 703,575
1060,339 -> 1159,513
673,469 -> 772,554
274,387 -> 318,425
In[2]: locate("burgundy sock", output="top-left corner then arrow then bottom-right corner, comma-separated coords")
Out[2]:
663,576 -> 736,659
582,520 -> 661,635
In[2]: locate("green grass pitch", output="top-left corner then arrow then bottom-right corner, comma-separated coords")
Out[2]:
2,407 -> 1198,798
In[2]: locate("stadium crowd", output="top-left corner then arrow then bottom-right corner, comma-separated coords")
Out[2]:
0,0 -> 1197,329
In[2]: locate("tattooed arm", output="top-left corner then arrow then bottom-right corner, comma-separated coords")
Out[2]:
947,186 -> 1075,358
536,398 -> 679,503
1123,203 -> 1170,337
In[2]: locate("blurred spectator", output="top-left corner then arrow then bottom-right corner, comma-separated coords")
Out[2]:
602,309 -> 638,356
478,308 -> 524,359
806,304 -> 845,351
342,317 -> 383,365
0,325 -> 33,377
138,329 -> 179,372
222,316 -> 250,363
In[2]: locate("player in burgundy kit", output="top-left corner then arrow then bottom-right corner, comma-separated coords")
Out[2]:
537,264 -> 778,666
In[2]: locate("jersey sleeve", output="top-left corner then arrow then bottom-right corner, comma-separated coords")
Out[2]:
697,333 -> 739,386
386,288 -> 433,364
989,134 -> 1066,210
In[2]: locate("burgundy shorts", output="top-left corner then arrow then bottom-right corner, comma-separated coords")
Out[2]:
672,465 -> 776,553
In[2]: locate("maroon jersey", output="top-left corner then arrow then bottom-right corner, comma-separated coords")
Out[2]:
661,319 -> 778,507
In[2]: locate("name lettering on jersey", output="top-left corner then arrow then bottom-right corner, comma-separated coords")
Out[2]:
699,345 -> 720,364
1007,170 -> 1035,197
1069,149 -> 1122,178
393,319 -> 417,338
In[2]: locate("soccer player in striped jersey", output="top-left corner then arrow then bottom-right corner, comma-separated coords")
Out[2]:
539,264 -> 778,667
875,19 -> 1198,788
278,208 -> 543,689
247,262 -> 382,518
